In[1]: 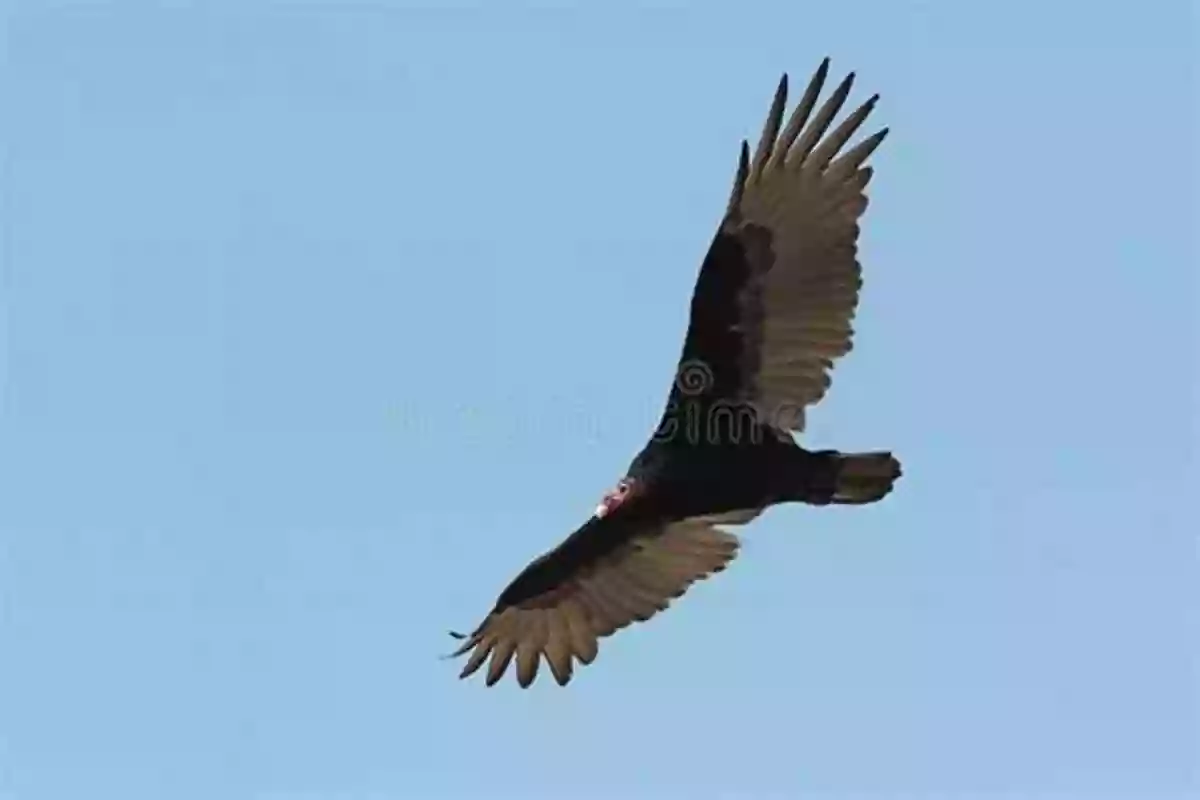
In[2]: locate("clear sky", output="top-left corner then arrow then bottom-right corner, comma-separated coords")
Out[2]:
1,2 -> 1196,799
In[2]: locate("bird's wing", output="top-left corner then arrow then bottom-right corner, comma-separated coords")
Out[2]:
447,517 -> 740,688
654,58 -> 887,438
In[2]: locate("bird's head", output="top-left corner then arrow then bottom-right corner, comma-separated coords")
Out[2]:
593,477 -> 636,519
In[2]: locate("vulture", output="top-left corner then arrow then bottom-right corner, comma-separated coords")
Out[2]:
448,58 -> 901,687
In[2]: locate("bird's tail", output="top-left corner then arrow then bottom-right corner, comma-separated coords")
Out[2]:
827,450 -> 902,504
791,449 -> 902,505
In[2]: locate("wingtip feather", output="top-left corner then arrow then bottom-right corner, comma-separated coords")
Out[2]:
726,139 -> 751,216
750,77 -> 789,182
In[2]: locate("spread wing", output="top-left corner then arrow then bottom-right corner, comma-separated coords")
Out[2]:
447,517 -> 740,688
655,58 -> 887,438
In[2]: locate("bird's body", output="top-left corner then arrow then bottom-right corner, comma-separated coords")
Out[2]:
448,58 -> 902,687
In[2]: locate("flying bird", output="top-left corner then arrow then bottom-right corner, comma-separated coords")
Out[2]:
448,58 -> 901,687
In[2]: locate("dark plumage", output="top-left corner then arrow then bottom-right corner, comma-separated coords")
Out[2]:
448,58 -> 902,688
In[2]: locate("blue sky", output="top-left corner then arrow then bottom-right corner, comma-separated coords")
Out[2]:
1,2 -> 1196,799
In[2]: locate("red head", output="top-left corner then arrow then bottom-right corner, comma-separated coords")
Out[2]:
593,477 -> 635,519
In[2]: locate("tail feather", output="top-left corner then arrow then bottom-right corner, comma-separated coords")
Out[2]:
828,450 -> 902,504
